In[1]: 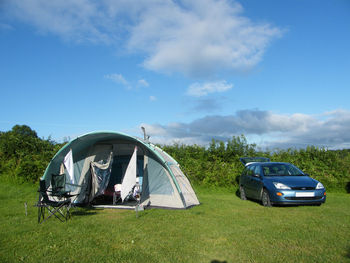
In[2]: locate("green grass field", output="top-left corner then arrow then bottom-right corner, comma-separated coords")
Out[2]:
1,180 -> 349,263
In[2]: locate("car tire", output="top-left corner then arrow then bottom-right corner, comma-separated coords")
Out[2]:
262,189 -> 272,207
240,185 -> 247,200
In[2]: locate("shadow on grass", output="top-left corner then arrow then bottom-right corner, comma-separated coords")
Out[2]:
235,189 -> 240,198
345,182 -> 350,193
234,187 -> 325,208
211,260 -> 227,263
346,247 -> 350,259
70,208 -> 98,217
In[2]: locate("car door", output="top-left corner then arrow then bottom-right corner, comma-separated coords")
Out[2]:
240,167 -> 250,196
244,165 -> 256,197
250,165 -> 264,199
245,165 -> 263,199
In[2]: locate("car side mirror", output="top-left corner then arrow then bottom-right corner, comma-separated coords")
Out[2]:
253,174 -> 261,178
304,173 -> 309,176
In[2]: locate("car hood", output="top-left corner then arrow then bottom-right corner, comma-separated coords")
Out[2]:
264,176 -> 317,188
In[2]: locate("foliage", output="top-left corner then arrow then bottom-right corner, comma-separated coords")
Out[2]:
0,125 -> 349,191
0,125 -> 62,183
163,136 -> 350,192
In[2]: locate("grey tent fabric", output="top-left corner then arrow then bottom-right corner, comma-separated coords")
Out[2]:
153,145 -> 200,207
73,144 -> 114,203
89,151 -> 113,202
41,131 -> 200,209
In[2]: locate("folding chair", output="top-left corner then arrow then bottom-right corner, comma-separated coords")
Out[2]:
37,178 -> 71,224
51,173 -> 71,197
113,184 -> 122,205
122,180 -> 141,203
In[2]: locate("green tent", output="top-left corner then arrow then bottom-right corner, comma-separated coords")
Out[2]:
41,131 -> 199,209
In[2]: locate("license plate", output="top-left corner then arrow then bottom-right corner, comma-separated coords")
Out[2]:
295,192 -> 314,197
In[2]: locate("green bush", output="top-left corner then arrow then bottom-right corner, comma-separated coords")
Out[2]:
1,125 -> 349,192
163,136 -> 350,192
0,125 -> 62,183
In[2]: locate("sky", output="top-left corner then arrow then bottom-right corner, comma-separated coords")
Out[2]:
1,0 -> 350,149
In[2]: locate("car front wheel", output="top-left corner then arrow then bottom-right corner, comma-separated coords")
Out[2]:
262,189 -> 272,207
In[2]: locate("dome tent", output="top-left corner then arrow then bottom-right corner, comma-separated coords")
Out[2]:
41,131 -> 199,209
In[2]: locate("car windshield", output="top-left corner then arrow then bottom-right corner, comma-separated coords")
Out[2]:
262,163 -> 304,176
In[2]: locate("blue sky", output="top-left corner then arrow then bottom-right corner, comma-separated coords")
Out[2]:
1,0 -> 350,149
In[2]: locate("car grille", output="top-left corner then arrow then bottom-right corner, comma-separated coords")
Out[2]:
285,196 -> 323,201
291,187 -> 315,190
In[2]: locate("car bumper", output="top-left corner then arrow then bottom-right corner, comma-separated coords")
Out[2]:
270,189 -> 326,205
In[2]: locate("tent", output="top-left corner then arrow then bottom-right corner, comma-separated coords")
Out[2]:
41,131 -> 200,209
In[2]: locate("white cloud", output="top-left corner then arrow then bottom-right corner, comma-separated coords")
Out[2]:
149,95 -> 157,101
187,81 -> 233,97
104,74 -> 150,90
140,123 -> 167,136
3,0 -> 116,43
138,79 -> 149,87
4,0 -> 284,78
104,73 -> 129,86
140,109 -> 350,149
128,0 -> 283,77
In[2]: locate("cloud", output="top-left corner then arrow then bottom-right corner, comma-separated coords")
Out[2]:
104,73 -> 129,86
190,97 -> 222,113
3,0 -> 284,77
104,74 -> 150,91
140,109 -> 350,149
187,81 -> 233,97
149,95 -> 157,101
2,0 -> 116,43
138,79 -> 149,87
128,0 -> 283,77
185,81 -> 232,113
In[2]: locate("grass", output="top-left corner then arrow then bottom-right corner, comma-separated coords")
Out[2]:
0,180 -> 349,263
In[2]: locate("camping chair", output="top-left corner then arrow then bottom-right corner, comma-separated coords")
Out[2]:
122,180 -> 141,203
36,178 -> 71,224
113,184 -> 122,205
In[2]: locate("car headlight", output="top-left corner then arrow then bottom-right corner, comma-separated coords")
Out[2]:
273,182 -> 291,189
316,182 -> 325,189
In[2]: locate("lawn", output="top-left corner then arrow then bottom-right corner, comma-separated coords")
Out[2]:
0,180 -> 349,263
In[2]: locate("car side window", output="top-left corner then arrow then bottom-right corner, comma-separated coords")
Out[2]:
247,165 -> 255,176
254,165 -> 261,176
263,166 -> 270,176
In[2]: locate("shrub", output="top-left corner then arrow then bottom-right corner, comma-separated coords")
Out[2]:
1,125 -> 349,191
0,125 -> 61,183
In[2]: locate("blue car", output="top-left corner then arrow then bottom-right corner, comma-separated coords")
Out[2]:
239,157 -> 326,206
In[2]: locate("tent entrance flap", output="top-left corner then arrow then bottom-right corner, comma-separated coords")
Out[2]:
121,146 -> 137,202
89,151 -> 113,202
